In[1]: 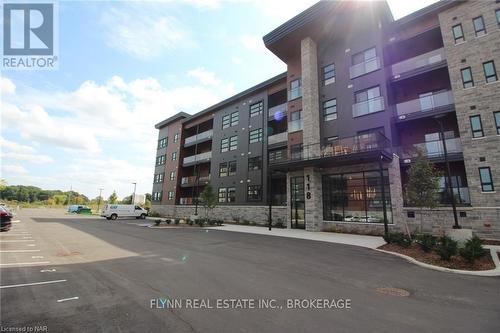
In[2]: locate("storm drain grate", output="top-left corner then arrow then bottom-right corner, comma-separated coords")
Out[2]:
376,287 -> 410,297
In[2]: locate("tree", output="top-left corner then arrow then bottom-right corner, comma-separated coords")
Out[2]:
199,183 -> 217,222
108,191 -> 118,204
406,151 -> 440,236
121,195 -> 132,204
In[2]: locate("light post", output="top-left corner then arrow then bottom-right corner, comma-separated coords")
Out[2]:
132,182 -> 137,205
434,115 -> 460,229
97,188 -> 104,213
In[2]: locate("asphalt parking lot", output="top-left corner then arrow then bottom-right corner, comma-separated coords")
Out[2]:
1,208 -> 499,333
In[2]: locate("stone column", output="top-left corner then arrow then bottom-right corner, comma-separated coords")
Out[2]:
301,37 -> 321,158
304,167 -> 323,231
388,154 -> 404,231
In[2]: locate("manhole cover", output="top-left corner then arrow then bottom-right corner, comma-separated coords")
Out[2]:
376,287 -> 410,297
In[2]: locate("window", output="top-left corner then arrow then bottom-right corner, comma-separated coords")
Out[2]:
470,115 -> 484,138
250,101 -> 263,118
483,61 -> 498,83
291,144 -> 303,160
352,47 -> 376,65
228,161 -> 237,176
452,24 -> 465,43
350,47 -> 379,78
171,152 -> 177,161
173,133 -> 179,143
323,99 -> 337,121
291,110 -> 301,121
154,173 -> 164,183
494,112 -> 500,134
227,187 -> 236,203
461,67 -> 474,88
218,188 -> 227,203
248,156 -> 262,171
158,138 -> 167,149
222,111 -> 239,129
219,163 -> 228,177
229,136 -> 238,151
249,128 -> 263,143
479,167 -> 494,192
169,171 -> 175,181
269,149 -> 285,163
156,155 -> 165,166
289,79 -> 301,100
221,138 -> 229,152
496,9 -> 500,27
152,191 -> 162,201
322,63 -> 335,85
473,16 -> 486,36
353,86 -> 383,117
168,191 -> 174,200
247,185 -> 262,201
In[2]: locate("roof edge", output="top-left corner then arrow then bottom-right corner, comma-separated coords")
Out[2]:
155,112 -> 190,129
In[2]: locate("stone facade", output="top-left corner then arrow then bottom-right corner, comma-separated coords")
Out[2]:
303,167 -> 323,231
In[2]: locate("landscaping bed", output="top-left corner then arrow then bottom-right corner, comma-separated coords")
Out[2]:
379,233 -> 496,271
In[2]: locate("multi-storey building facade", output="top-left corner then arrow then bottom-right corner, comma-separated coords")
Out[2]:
152,0 -> 500,239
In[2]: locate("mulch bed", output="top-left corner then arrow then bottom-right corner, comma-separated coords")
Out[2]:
483,239 -> 500,246
379,243 -> 496,271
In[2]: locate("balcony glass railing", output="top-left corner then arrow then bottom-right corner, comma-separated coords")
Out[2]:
268,132 -> 288,145
396,90 -> 454,117
184,129 -> 213,146
268,103 -> 287,120
352,96 -> 385,117
288,119 -> 303,132
181,175 -> 210,186
288,87 -> 301,101
182,151 -> 212,165
391,48 -> 445,78
349,56 -> 381,79
270,132 -> 391,165
398,138 -> 462,160
179,197 -> 198,205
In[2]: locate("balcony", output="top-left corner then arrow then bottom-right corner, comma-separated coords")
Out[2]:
184,129 -> 213,147
391,48 -> 446,80
269,132 -> 392,169
288,119 -> 303,132
352,96 -> 385,117
288,87 -> 301,101
268,103 -> 287,120
398,137 -> 463,162
349,56 -> 381,79
395,90 -> 454,121
268,132 -> 288,145
180,175 -> 211,187
182,151 -> 212,166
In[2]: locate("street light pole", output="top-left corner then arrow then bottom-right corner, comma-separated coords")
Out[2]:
434,116 -> 460,229
132,182 -> 137,205
97,188 -> 104,213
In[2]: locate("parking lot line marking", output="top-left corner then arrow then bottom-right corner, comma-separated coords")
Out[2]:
0,261 -> 50,266
0,279 -> 66,289
27,244 -> 36,247
57,296 -> 79,303
32,256 -> 44,259
0,240 -> 34,242
11,220 -> 21,223
40,269 -> 56,272
0,250 -> 41,253
0,234 -> 32,236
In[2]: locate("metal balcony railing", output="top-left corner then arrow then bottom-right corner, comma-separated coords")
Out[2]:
398,138 -> 462,160
179,197 -> 196,205
181,175 -> 211,186
184,129 -> 213,146
349,56 -> 381,79
288,119 -> 303,132
391,48 -> 445,78
182,151 -> 212,166
352,96 -> 385,117
268,132 -> 288,145
396,90 -> 454,117
268,103 -> 287,120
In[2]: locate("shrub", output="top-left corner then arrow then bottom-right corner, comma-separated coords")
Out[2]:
174,219 -> 180,225
436,236 -> 458,261
195,219 -> 204,227
274,221 -> 285,228
250,221 -> 256,226
415,234 -> 437,253
187,219 -> 194,226
384,232 -> 412,248
149,211 -> 161,218
242,219 -> 250,225
208,219 -> 216,226
459,236 -> 486,263
154,219 -> 162,226
216,219 -> 223,226
166,219 -> 171,225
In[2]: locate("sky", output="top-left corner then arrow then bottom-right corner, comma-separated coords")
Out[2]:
1,0 -> 439,200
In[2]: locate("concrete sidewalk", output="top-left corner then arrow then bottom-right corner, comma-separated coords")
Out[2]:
207,224 -> 386,249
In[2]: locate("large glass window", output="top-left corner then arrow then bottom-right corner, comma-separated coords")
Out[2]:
173,134 -> 179,143
229,136 -> 238,151
158,138 -> 167,149
289,79 -> 301,100
168,191 -> 174,200
222,112 -> 239,129
352,47 -> 376,65
247,185 -> 262,201
228,161 -> 237,176
152,191 -> 162,201
249,128 -> 263,143
171,152 -> 177,161
269,149 -> 285,163
496,9 -> 500,27
470,115 -> 484,138
479,167 -> 494,192
219,162 -> 228,177
452,24 -> 465,43
323,99 -> 337,121
291,144 -> 303,160
248,156 -> 262,171
461,67 -> 474,88
250,101 -> 263,118
483,61 -> 497,83
218,188 -> 227,203
220,138 -> 229,152
353,86 -> 383,117
473,16 -> 486,36
494,111 -> 500,135
169,171 -> 175,180
154,173 -> 164,183
322,171 -> 392,223
156,155 -> 165,166
227,187 -> 236,203
322,63 -> 335,85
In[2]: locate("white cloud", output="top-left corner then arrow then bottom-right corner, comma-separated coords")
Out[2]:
1,77 -> 16,95
240,34 -> 265,52
0,136 -> 35,153
2,165 -> 28,175
2,152 -> 54,164
187,67 -> 222,87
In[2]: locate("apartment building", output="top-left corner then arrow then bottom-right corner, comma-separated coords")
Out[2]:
152,0 -> 500,239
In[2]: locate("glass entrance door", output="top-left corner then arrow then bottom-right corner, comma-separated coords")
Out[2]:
290,176 -> 305,229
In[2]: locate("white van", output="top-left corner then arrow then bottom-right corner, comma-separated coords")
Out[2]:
101,204 -> 148,220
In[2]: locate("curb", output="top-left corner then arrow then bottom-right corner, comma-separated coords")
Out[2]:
374,248 -> 500,277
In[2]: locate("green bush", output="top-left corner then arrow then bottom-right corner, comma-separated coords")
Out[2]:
274,221 -> 285,228
166,219 -> 171,225
149,211 -> 161,218
250,221 -> 256,226
459,236 -> 486,263
174,219 -> 180,225
242,219 -> 250,225
154,219 -> 162,226
384,232 -> 412,248
415,234 -> 437,253
436,236 -> 458,261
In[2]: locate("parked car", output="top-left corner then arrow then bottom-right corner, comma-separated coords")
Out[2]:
68,205 -> 88,213
0,206 -> 13,232
101,204 -> 148,220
